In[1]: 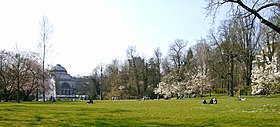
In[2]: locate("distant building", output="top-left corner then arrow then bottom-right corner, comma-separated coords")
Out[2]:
50,64 -> 96,100
128,57 -> 145,69
50,64 -> 76,99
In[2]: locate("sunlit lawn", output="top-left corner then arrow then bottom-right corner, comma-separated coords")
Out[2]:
0,95 -> 280,127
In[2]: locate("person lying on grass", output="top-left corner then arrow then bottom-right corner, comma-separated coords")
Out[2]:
86,99 -> 93,104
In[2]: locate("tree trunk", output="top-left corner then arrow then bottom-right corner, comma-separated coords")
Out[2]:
36,87 -> 39,101
229,53 -> 234,97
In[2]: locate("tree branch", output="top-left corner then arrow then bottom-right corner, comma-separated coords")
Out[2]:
225,0 -> 280,34
256,3 -> 280,12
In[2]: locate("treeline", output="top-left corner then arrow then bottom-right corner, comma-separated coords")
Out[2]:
92,10 -> 279,99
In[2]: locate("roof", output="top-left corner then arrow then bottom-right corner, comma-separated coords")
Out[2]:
50,64 -> 67,73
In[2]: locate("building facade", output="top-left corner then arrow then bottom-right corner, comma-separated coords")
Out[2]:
50,64 -> 77,99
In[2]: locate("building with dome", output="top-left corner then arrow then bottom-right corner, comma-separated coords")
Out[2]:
50,64 -> 99,100
50,64 -> 77,99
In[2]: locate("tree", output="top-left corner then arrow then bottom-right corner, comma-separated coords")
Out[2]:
25,56 -> 42,101
103,59 -> 127,99
183,48 -> 197,97
91,64 -> 104,100
206,40 -> 231,94
214,14 -> 262,95
153,47 -> 162,86
0,51 -> 16,101
75,76 -> 98,100
207,20 -> 236,96
0,50 -> 51,101
205,0 -> 280,34
168,39 -> 188,83
185,48 -> 194,71
168,39 -> 187,70
154,78 -> 177,99
168,39 -> 188,97
154,39 -> 188,99
126,46 -> 144,98
38,16 -> 53,102
235,16 -> 261,88
251,42 -> 280,95
161,56 -> 172,75
152,48 -> 162,99
193,39 -> 211,97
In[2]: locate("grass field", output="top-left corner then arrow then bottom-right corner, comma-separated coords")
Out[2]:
0,95 -> 280,127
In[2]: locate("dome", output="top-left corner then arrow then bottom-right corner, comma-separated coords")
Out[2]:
51,64 -> 67,73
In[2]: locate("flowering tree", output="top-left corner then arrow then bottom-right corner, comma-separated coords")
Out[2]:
251,48 -> 280,95
186,67 -> 212,97
154,73 -> 178,98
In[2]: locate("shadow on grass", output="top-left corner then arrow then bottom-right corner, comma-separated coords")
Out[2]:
79,116 -> 207,127
4,108 -> 14,111
34,115 -> 44,122
109,109 -> 132,113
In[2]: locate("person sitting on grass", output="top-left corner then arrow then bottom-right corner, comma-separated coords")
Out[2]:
202,99 -> 207,104
86,99 -> 93,104
209,98 -> 214,104
49,96 -> 56,102
51,97 -> 56,102
213,98 -> 217,104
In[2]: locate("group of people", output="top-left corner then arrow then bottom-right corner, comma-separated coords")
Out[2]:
202,98 -> 217,104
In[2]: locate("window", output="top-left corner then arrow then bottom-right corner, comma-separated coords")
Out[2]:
61,82 -> 71,89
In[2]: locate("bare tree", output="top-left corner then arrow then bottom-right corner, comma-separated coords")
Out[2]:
154,47 -> 162,84
163,39 -> 188,98
0,51 -> 46,101
126,46 -> 147,98
126,46 -> 140,96
38,16 -> 53,102
206,0 -> 280,34
168,39 -> 188,82
0,51 -> 16,101
91,66 -> 102,99
260,16 -> 280,63
168,39 -> 187,68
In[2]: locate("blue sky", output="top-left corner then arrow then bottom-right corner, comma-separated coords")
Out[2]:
0,0 -> 221,76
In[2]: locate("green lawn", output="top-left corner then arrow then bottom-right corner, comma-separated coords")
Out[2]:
0,96 -> 280,127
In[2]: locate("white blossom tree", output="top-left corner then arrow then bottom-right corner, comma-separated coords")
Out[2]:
154,73 -> 178,99
251,44 -> 280,95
